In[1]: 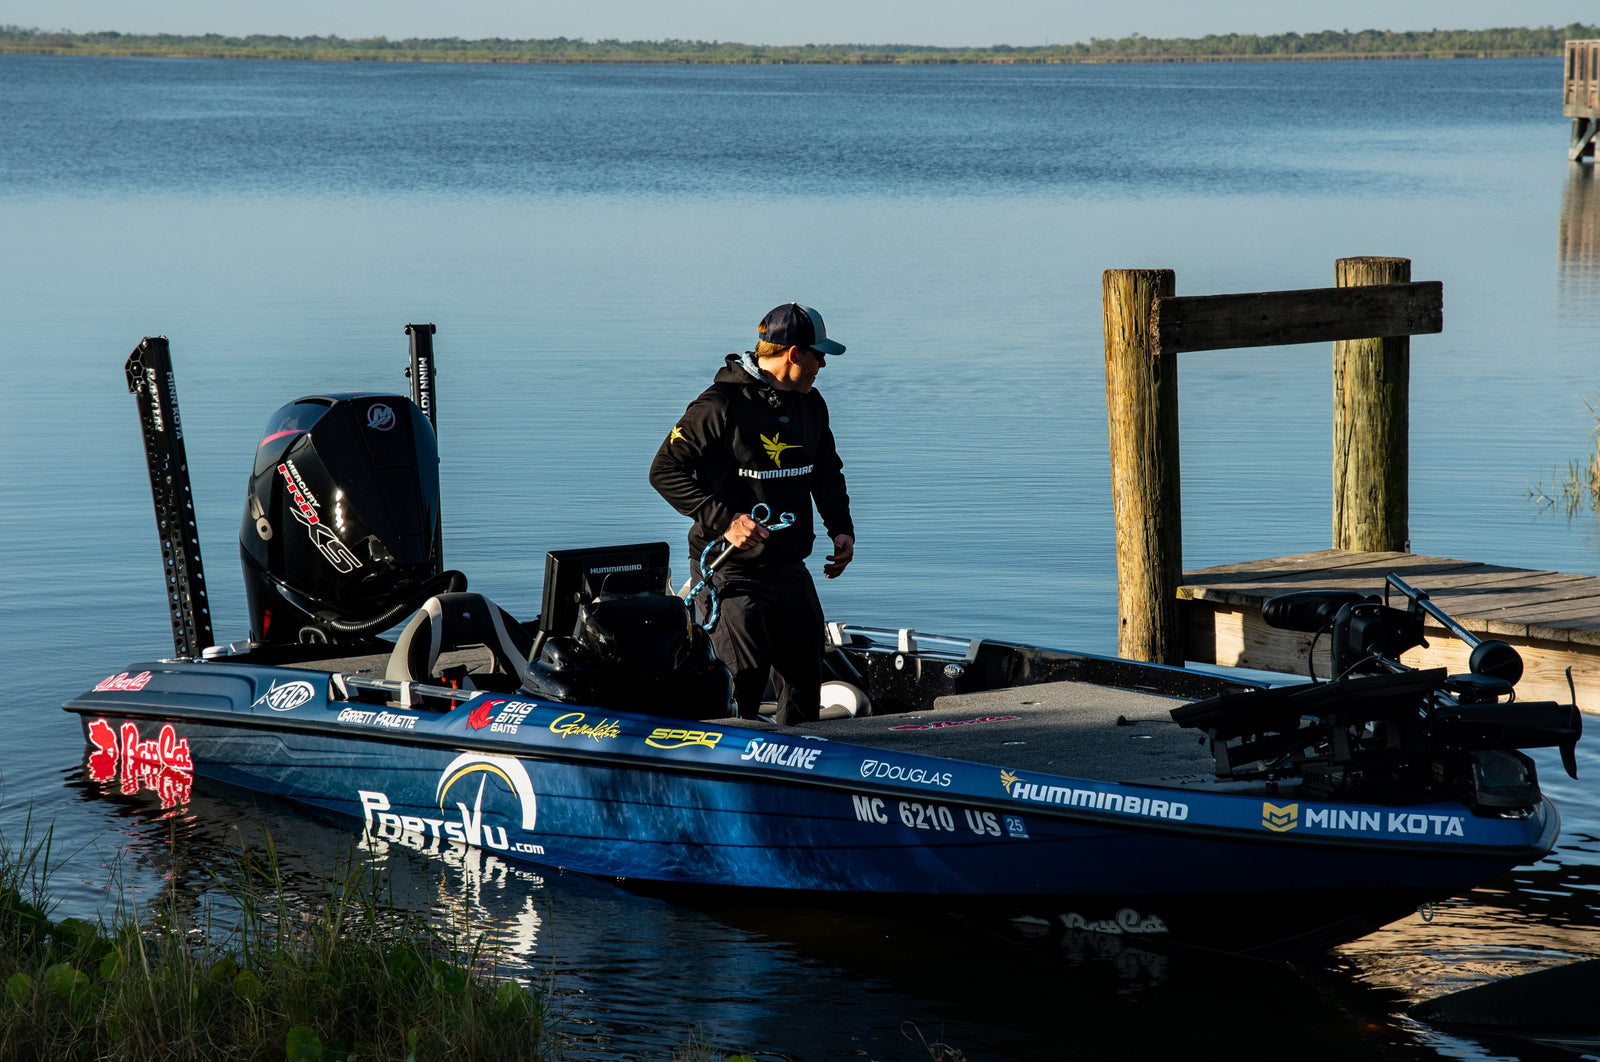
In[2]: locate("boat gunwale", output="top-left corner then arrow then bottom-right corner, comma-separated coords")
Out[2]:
64,685 -> 1560,863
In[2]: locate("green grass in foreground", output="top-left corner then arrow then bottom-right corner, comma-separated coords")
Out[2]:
0,820 -> 549,1061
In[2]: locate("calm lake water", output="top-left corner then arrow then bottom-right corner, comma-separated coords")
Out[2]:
2,53 -> 1599,1059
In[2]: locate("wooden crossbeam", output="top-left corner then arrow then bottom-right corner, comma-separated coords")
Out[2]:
1151,281 -> 1442,355
1572,116 -> 1599,162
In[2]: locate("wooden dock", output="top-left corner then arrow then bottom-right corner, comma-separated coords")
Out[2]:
1566,39 -> 1600,161
1179,551 -> 1600,711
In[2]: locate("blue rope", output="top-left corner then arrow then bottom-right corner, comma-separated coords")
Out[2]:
686,503 -> 795,632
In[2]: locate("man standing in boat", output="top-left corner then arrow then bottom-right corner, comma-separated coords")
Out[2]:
649,302 -> 856,726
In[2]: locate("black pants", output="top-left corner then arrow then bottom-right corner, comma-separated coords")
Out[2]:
703,562 -> 824,726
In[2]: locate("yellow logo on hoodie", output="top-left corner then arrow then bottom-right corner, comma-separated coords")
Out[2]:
761,432 -> 798,467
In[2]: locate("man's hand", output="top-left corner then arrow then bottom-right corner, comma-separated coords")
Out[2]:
723,514 -> 771,549
823,534 -> 854,579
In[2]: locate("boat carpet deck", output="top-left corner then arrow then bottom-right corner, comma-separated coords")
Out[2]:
257,647 -> 1214,787
746,681 -> 1215,786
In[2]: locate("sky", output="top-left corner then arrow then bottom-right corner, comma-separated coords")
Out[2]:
7,0 -> 1599,48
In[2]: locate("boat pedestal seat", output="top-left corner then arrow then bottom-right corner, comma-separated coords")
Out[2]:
387,592 -> 534,693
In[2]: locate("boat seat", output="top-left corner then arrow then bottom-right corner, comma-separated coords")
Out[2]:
386,592 -> 534,693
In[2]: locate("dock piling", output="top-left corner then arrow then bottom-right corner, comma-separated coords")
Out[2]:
1564,40 -> 1599,162
1102,260 -> 1441,665
1332,257 -> 1411,553
1103,268 -> 1183,665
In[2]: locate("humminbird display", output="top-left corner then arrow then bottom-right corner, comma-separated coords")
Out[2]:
538,541 -> 672,638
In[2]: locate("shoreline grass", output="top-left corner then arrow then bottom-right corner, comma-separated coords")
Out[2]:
1,24 -> 1596,66
1,821 -> 550,1061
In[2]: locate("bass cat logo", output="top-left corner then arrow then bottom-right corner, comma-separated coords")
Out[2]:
86,717 -> 194,809
434,753 -> 538,850
94,671 -> 153,692
366,403 -> 395,431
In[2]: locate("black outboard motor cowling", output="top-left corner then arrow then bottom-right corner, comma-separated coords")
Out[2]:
241,393 -> 447,645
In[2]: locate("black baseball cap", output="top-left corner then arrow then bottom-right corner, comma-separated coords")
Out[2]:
757,303 -> 846,356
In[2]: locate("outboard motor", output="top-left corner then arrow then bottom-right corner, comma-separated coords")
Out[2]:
240,393 -> 462,645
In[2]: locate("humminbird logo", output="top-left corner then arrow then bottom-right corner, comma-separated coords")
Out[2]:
739,465 -> 814,480
1000,770 -> 1189,820
761,432 -> 799,467
1262,802 -> 1299,832
589,563 -> 643,574
668,426 -> 686,445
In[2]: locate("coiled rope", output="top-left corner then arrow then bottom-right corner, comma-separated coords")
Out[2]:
685,503 -> 795,632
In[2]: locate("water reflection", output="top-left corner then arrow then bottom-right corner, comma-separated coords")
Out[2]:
1558,165 -> 1600,324
58,747 -> 1599,1062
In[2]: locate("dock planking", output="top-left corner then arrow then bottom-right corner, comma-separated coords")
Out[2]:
1179,551 -> 1600,711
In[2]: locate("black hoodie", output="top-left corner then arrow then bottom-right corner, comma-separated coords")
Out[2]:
649,353 -> 853,569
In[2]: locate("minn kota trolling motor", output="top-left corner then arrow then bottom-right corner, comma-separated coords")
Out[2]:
1172,574 -> 1581,811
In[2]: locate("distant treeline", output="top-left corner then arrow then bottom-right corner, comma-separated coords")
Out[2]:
2,24 -> 1598,64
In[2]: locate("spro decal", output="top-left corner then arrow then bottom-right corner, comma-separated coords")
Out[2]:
85,718 -> 193,809
741,738 -> 820,769
646,727 -> 722,750
94,671 -> 153,692
366,403 -> 396,431
850,795 -> 1005,837
337,707 -> 418,730
277,460 -> 362,574
890,715 -> 1020,732
1000,770 -> 1189,821
859,758 -> 953,788
1266,802 -> 1467,838
550,712 -> 622,743
1060,909 -> 1170,936
467,698 -> 539,734
253,680 -> 317,712
357,752 -> 542,856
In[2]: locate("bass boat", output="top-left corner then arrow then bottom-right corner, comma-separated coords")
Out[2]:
65,331 -> 1583,959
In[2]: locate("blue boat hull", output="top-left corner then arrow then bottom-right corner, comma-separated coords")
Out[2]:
66,657 -> 1559,957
